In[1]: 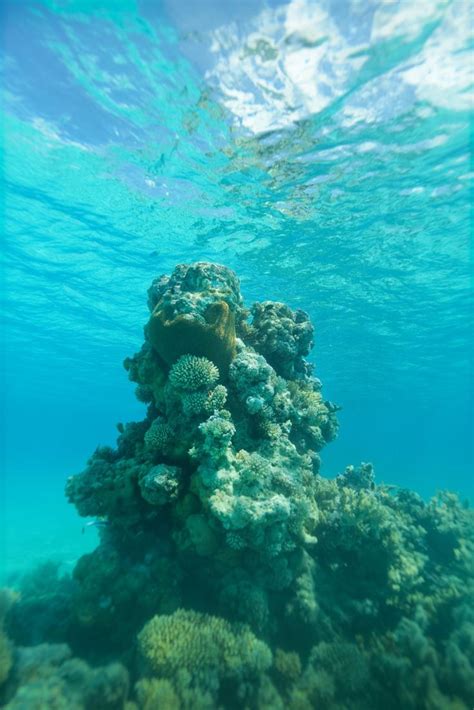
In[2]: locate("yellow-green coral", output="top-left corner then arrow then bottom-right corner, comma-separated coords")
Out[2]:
182,384 -> 228,417
274,648 -> 302,684
135,678 -> 180,710
138,610 -> 271,696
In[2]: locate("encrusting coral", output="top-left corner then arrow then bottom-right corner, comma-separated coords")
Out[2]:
4,262 -> 473,709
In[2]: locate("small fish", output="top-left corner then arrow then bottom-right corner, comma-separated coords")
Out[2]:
82,519 -> 109,534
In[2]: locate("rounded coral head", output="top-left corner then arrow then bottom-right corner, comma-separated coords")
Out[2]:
147,262 -> 242,375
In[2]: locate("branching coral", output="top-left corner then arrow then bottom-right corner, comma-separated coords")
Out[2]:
70,545 -> 182,654
169,355 -> 219,391
137,609 -> 272,706
134,678 -> 180,710
144,417 -> 173,455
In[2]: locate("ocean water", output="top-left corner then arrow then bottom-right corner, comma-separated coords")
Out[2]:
1,1 -> 473,708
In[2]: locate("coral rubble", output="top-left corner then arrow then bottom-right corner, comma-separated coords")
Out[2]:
3,262 -> 473,709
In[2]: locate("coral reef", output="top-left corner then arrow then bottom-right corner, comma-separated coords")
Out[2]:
0,590 -> 16,689
247,301 -> 314,380
2,641 -> 129,709
5,262 -> 474,709
169,355 -> 219,391
137,609 -> 272,706
146,262 -> 243,374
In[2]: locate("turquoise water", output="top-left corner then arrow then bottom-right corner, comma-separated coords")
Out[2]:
1,1 -> 473,708
3,0 -> 472,578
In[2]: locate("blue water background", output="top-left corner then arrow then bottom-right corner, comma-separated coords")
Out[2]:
1,0 -> 472,580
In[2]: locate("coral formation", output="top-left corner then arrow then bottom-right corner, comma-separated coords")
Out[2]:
139,463 -> 183,505
4,262 -> 474,709
147,262 -> 243,374
137,609 -> 272,705
169,355 -> 219,391
0,590 -> 16,689
2,641 -> 129,709
247,301 -> 314,380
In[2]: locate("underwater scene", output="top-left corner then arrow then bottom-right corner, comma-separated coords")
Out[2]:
1,0 -> 473,708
